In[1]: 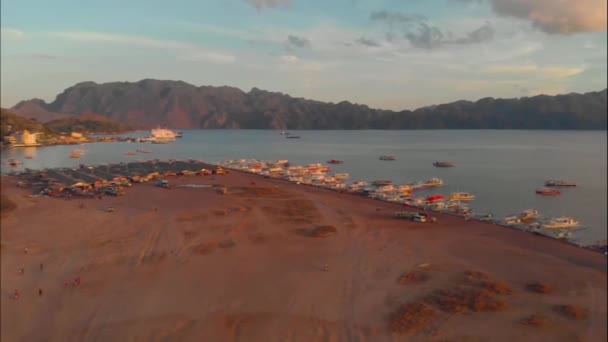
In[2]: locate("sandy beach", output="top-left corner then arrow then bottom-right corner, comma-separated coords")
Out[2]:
1,170 -> 606,341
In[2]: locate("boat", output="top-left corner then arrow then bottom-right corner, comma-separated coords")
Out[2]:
472,213 -> 494,222
379,156 -> 396,161
423,178 -> 443,187
536,188 -> 560,195
175,131 -> 183,138
70,149 -> 86,159
7,159 -> 22,166
426,194 -> 444,203
136,149 -> 151,153
280,131 -> 290,135
520,209 -> 540,222
372,180 -> 392,186
334,173 -> 350,180
125,151 -> 136,156
327,159 -> 344,164
149,127 -> 177,143
543,217 -> 579,229
501,216 -> 521,226
433,161 -> 455,167
286,135 -> 301,139
545,180 -> 577,187
450,192 -> 475,201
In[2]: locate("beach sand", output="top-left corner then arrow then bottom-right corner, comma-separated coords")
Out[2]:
1,172 -> 606,341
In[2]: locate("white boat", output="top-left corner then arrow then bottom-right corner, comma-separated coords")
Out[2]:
424,178 -> 444,187
543,217 -> 580,229
149,128 -> 176,143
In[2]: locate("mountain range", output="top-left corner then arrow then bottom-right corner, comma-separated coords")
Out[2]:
10,79 -> 607,130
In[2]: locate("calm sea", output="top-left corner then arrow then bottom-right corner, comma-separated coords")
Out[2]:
2,130 -> 606,244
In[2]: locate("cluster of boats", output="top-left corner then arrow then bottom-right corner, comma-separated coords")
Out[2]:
216,159 -> 584,242
536,179 -> 577,196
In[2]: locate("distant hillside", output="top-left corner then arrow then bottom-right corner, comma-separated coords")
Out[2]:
44,113 -> 132,134
0,108 -> 54,137
11,79 -> 607,130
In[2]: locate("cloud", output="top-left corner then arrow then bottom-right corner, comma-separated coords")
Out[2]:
370,11 -> 495,49
483,64 -> 585,78
489,0 -> 607,34
355,37 -> 380,47
286,34 -> 311,49
1,28 -> 25,40
279,55 -> 299,63
50,31 -> 236,64
246,0 -> 291,11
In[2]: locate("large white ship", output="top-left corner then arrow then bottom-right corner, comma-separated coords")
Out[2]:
149,128 -> 177,144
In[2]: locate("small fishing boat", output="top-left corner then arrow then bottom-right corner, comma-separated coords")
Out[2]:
136,149 -> 151,153
286,135 -> 301,139
334,173 -> 350,180
125,151 -> 136,156
543,217 -> 579,229
536,188 -> 560,195
433,161 -> 455,167
450,192 -> 475,201
426,194 -> 444,203
545,180 -> 577,187
379,156 -> 396,161
327,159 -> 344,164
8,159 -> 22,166
472,213 -> 494,222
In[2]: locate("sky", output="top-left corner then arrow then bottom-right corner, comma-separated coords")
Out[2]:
1,0 -> 607,110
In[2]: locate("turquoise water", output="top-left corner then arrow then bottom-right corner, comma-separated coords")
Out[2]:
2,130 -> 606,244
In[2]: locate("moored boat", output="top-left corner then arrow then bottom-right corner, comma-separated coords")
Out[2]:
545,180 -> 577,187
372,180 -> 392,186
327,159 -> 344,164
543,217 -> 579,229
520,209 -> 540,222
433,161 -> 455,167
379,156 -> 396,161
450,192 -> 475,201
536,188 -> 560,195
423,178 -> 444,187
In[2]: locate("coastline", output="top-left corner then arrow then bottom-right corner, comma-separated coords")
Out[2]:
1,164 -> 606,341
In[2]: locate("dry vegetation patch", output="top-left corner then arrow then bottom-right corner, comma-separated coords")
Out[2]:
397,270 -> 431,286
0,194 -> 17,215
427,287 -> 509,313
191,242 -> 218,255
232,186 -> 289,198
389,302 -> 438,335
526,282 -> 554,294
308,225 -> 338,238
555,305 -> 588,320
261,199 -> 320,224
520,313 -> 549,327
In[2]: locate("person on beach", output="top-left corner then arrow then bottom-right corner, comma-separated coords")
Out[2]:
63,280 -> 70,287
74,277 -> 81,286
40,263 -> 44,270
38,288 -> 43,296
18,268 -> 24,275
24,247 -> 29,254
13,290 -> 20,300
323,264 -> 329,271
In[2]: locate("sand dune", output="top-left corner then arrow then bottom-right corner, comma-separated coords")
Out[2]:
1,172 -> 606,341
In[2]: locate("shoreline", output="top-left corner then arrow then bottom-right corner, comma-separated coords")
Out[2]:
4,159 -> 606,255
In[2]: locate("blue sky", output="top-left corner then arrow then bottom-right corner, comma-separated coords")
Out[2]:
1,0 -> 606,110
